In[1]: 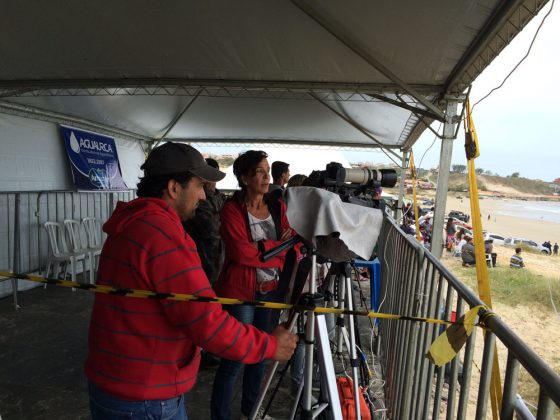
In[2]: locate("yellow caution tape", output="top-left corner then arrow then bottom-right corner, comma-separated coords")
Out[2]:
426,305 -> 483,367
0,270 -> 485,328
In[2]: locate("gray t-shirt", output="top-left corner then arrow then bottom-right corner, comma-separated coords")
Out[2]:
248,212 -> 278,283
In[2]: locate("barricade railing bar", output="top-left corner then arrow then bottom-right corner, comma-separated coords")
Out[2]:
376,215 -> 560,419
0,189 -> 136,307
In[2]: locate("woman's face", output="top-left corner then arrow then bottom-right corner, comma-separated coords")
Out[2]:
244,158 -> 270,195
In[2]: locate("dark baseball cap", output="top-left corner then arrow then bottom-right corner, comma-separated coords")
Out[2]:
141,142 -> 225,182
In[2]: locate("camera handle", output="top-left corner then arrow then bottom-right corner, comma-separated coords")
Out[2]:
260,235 -> 304,262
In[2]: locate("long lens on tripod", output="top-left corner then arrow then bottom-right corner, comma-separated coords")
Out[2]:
338,167 -> 398,187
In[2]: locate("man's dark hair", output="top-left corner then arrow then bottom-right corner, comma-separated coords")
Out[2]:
205,158 -> 219,170
271,161 -> 289,181
137,172 -> 194,198
515,247 -> 522,254
233,150 -> 268,189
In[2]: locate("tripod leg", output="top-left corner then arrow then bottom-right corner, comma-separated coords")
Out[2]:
249,312 -> 300,420
302,308 -> 316,418
335,274 -> 346,356
344,272 -> 362,420
315,314 -> 343,420
289,373 -> 305,419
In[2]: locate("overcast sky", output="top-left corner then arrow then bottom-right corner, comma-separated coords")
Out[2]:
201,3 -> 559,182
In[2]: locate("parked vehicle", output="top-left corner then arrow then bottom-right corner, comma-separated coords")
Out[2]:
503,237 -> 551,254
484,233 -> 506,246
448,210 -> 470,223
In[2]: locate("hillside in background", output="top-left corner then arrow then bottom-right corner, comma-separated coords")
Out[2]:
446,173 -> 558,197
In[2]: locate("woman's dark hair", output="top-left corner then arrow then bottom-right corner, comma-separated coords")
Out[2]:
136,171 -> 193,198
233,150 -> 268,189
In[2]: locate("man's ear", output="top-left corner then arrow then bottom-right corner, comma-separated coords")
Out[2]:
166,179 -> 179,199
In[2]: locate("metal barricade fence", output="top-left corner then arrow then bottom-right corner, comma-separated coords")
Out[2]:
0,189 -> 136,306
377,215 -> 560,419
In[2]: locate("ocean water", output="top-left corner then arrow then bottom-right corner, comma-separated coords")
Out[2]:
496,200 -> 560,224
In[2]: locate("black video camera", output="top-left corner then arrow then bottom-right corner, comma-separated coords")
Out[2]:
307,162 -> 398,209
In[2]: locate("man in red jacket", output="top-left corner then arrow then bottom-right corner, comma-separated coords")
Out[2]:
85,142 -> 298,420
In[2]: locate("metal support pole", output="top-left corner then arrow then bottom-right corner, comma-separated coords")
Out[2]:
501,352 -> 520,420
302,248 -> 317,418
344,265 -> 361,420
11,193 -> 21,309
475,331 -> 496,420
396,150 -> 407,222
431,100 -> 459,258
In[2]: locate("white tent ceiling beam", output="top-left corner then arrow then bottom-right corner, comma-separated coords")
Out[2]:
290,0 -> 446,121
0,81 -> 439,98
368,94 -> 441,122
309,93 -> 402,162
0,100 -> 152,144
187,138 -> 402,150
155,89 -> 202,143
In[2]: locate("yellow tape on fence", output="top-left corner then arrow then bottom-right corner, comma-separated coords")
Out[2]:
0,270 -> 487,329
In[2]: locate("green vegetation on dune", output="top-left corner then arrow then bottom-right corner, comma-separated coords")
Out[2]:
481,174 -> 555,195
445,173 -> 556,196
452,265 -> 560,310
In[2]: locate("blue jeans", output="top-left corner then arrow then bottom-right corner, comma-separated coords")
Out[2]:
89,382 -> 187,420
210,292 -> 276,420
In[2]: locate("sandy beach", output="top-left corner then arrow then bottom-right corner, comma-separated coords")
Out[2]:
442,196 -> 560,245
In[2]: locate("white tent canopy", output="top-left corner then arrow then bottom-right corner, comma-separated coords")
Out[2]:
0,0 -> 549,152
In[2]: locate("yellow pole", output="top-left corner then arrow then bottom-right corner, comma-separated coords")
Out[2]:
409,151 -> 422,242
464,99 -> 502,419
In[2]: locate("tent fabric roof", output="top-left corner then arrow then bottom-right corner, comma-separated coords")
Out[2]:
0,0 -> 549,150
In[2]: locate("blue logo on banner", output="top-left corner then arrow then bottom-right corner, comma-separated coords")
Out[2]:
61,126 -> 128,190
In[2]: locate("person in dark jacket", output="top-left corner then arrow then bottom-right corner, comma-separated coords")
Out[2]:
268,160 -> 290,200
183,158 -> 226,286
212,150 -> 293,420
85,143 -> 297,420
461,236 -> 476,266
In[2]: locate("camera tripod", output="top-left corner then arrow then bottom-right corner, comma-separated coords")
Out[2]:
323,261 -> 364,420
250,243 -> 366,419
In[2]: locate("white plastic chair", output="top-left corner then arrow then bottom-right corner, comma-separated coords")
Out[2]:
44,221 -> 87,286
82,217 -> 103,281
64,219 -> 98,284
82,217 -> 103,249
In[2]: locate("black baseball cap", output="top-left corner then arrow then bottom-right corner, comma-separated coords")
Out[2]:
141,142 -> 225,182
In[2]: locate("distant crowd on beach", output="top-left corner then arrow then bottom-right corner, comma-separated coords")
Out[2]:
398,204 -> 560,271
